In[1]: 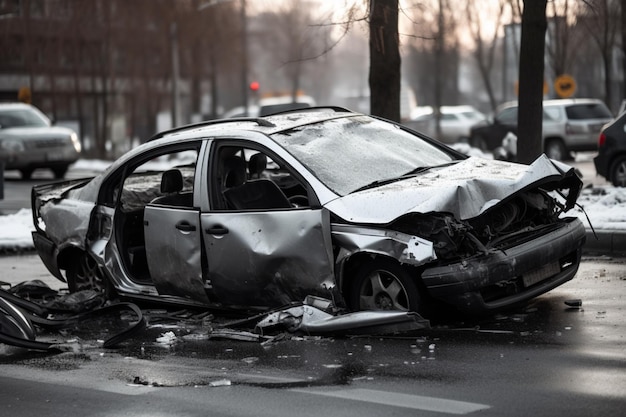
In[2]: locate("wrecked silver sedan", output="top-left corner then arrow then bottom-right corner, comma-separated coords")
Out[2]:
31,108 -> 586,316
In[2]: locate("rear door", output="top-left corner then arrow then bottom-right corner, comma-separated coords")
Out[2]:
140,144 -> 210,303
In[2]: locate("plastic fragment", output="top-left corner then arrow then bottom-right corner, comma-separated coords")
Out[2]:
209,379 -> 231,387
564,299 -> 582,307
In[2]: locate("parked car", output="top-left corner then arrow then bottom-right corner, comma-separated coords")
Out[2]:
469,99 -> 613,160
594,110 -> 626,187
404,105 -> 486,144
222,95 -> 316,118
31,108 -> 586,317
0,102 -> 81,179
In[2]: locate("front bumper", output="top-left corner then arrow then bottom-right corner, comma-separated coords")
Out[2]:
420,218 -> 586,314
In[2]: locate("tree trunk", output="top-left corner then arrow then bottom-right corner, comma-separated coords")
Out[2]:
369,0 -> 400,122
517,0 -> 547,164
622,0 -> 626,105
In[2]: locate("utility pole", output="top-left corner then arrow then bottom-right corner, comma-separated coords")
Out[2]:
241,0 -> 249,116
171,22 -> 181,128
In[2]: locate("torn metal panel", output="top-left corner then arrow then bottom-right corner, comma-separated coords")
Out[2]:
255,303 -> 430,335
325,155 -> 582,223
332,224 -> 437,267
38,199 -> 94,248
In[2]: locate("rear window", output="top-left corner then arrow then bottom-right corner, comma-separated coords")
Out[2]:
565,103 -> 612,120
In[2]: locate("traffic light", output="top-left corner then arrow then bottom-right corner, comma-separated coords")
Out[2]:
249,81 -> 259,92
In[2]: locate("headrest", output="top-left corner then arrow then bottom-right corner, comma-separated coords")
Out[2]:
223,156 -> 247,187
160,169 -> 183,193
248,153 -> 267,177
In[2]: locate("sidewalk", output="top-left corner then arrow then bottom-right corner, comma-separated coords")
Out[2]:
584,229 -> 626,256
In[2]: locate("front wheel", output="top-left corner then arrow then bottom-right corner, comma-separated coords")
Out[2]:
66,252 -> 113,297
348,259 -> 422,312
544,139 -> 567,161
610,155 -> 626,187
52,164 -> 69,179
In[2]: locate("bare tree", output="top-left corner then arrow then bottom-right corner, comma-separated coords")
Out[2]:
517,0 -> 547,164
622,0 -> 626,104
254,1 -> 333,102
580,0 -> 621,109
545,0 -> 581,81
467,0 -> 508,113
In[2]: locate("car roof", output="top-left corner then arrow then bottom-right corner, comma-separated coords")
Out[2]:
543,98 -> 606,107
496,98 -> 607,112
148,106 -> 356,142
0,102 -> 35,111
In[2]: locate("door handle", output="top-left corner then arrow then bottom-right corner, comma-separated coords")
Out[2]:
205,225 -> 229,235
175,221 -> 196,232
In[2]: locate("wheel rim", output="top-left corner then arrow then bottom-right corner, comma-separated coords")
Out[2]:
359,269 -> 410,311
615,161 -> 626,186
73,255 -> 107,293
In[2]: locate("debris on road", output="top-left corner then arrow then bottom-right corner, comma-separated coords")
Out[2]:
254,297 -> 430,336
565,299 -> 583,307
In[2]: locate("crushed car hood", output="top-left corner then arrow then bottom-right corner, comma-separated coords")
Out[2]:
325,155 -> 581,223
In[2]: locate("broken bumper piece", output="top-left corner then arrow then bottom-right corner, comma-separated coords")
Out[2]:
255,297 -> 430,336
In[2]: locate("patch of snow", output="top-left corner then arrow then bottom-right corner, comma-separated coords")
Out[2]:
570,185 -> 626,231
0,208 -> 36,250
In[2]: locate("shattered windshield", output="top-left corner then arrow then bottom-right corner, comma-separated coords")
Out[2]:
271,115 -> 458,195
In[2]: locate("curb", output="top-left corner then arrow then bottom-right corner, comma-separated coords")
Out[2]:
583,230 -> 626,256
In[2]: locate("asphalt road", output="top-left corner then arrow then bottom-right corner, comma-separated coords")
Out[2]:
1,255 -> 625,416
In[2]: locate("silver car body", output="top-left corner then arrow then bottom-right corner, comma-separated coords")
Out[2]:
31,109 -> 586,314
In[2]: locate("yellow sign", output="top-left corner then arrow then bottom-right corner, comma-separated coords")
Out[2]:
17,86 -> 31,104
554,75 -> 576,98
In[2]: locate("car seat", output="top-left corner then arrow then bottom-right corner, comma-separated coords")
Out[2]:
222,154 -> 291,210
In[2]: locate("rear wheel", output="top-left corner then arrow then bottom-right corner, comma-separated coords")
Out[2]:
349,258 -> 421,312
610,155 -> 626,187
66,252 -> 113,297
20,168 -> 34,180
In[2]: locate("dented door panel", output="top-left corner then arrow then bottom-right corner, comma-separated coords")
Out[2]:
144,205 -> 208,303
201,209 -> 334,307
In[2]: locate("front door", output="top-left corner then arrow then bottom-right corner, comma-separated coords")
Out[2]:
201,209 -> 334,307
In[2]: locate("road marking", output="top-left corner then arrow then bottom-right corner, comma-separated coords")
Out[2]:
291,388 -> 491,414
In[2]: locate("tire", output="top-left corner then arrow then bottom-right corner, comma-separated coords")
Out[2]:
470,135 -> 487,151
20,168 -> 34,180
52,164 -> 69,179
348,258 -> 421,312
609,155 -> 626,187
544,138 -> 567,161
65,252 -> 113,297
